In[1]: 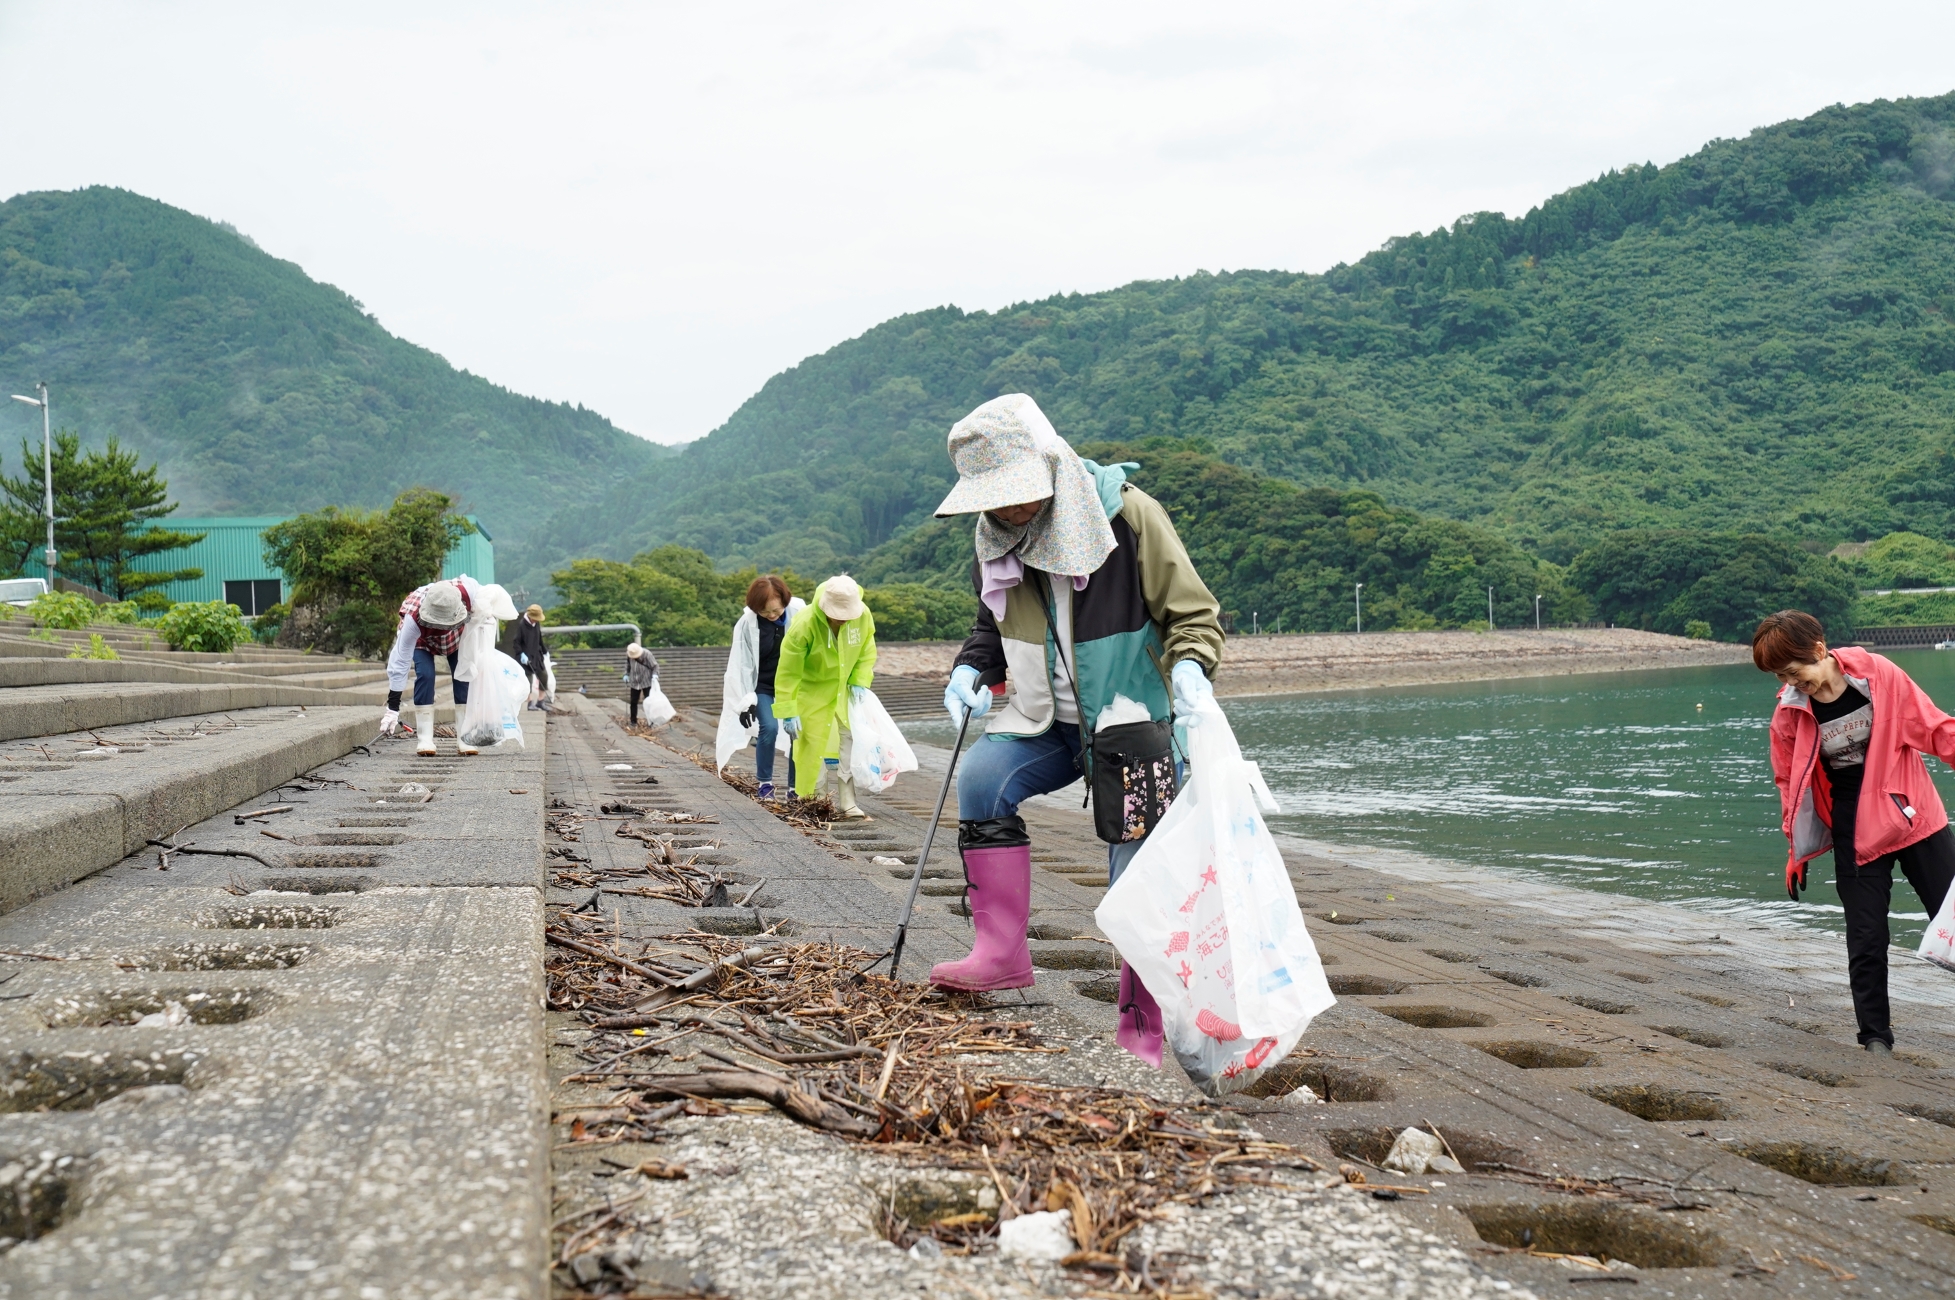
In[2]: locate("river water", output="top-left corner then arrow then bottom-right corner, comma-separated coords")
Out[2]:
901,650 -> 1955,944
1232,651 -> 1955,945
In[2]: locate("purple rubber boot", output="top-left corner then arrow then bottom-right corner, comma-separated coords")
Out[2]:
928,844 -> 1035,991
1115,961 -> 1165,1067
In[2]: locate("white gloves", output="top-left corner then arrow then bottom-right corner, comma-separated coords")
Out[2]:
380,709 -> 400,735
945,665 -> 993,727
1171,660 -> 1214,725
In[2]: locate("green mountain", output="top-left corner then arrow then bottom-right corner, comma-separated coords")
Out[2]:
0,187 -> 668,591
536,90 -> 1955,587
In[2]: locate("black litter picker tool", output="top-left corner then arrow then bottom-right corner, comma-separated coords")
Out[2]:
874,709 -> 972,981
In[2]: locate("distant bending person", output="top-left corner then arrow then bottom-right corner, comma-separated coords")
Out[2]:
932,393 -> 1223,1068
1755,610 -> 1955,1055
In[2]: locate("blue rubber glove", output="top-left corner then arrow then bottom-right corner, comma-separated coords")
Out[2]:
1171,660 -> 1214,725
850,685 -> 870,707
778,715 -> 801,739
945,664 -> 993,727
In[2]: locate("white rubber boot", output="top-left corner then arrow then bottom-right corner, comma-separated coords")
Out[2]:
414,707 -> 437,756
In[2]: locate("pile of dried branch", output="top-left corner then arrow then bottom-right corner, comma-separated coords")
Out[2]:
547,924 -> 1316,1291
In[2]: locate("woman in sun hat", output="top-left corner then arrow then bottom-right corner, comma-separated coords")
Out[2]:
1755,609 -> 1955,1056
772,574 -> 878,818
381,575 -> 510,756
931,393 -> 1225,1068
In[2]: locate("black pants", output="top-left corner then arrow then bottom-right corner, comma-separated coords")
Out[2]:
1837,823 -> 1955,1047
628,688 -> 646,725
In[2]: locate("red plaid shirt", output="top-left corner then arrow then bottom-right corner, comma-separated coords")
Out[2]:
399,584 -> 472,655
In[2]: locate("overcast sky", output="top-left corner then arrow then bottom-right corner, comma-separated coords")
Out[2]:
3,2 -> 1953,444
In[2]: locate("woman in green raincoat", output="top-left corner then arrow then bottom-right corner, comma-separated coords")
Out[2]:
771,575 -> 877,818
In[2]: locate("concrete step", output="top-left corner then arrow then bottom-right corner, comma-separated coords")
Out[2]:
0,713 -> 548,1295
1,658 -> 400,715
0,705 -> 373,914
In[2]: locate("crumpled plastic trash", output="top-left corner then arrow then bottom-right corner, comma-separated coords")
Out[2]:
1384,1118 -> 1446,1172
133,1001 -> 191,1029
604,764 -> 633,772
997,1210 -> 1074,1261
397,782 -> 428,795
906,1237 -> 943,1260
871,856 -> 906,867
76,746 -> 120,758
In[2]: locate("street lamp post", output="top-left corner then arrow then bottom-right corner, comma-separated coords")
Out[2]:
10,383 -> 53,588
1355,582 -> 1363,634
1535,594 -> 1543,631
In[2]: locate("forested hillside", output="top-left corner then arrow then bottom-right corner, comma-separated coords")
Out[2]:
537,91 -> 1955,585
0,188 -> 667,589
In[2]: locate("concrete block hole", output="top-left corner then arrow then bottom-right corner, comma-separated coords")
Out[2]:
0,1049 -> 199,1112
130,943 -> 310,971
1026,925 -> 1091,941
1483,969 -> 1548,988
1649,1025 -> 1729,1048
204,904 -> 342,929
1326,974 -> 1408,996
335,818 -> 412,828
1893,1102 -> 1955,1127
1765,1061 -> 1853,1087
1326,1125 -> 1519,1172
293,832 -> 403,847
280,852 -> 383,870
891,868 -> 960,881
1423,949 -> 1477,963
1727,1141 -> 1908,1186
1375,1005 -> 1495,1029
1476,1041 -> 1598,1069
1240,1061 -> 1389,1102
0,1153 -> 82,1249
1317,913 -> 1365,925
255,876 -> 375,895
1028,945 -> 1117,971
687,913 -> 800,937
1073,976 -> 1118,1003
1561,995 -> 1638,1014
41,988 -> 266,1028
1580,1084 -> 1732,1122
1459,1201 -> 1728,1269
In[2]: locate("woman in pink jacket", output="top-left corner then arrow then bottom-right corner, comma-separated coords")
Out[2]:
1757,610 -> 1955,1055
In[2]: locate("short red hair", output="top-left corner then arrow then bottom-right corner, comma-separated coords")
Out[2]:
1751,609 -> 1827,672
746,574 -> 791,615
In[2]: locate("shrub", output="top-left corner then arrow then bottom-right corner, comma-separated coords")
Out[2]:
96,600 -> 140,625
28,589 -> 97,629
66,632 -> 118,660
252,601 -> 290,646
155,600 -> 248,653
1685,619 -> 1712,639
863,583 -> 979,640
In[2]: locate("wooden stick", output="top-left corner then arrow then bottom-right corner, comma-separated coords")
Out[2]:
545,932 -> 679,986
1425,1118 -> 1462,1167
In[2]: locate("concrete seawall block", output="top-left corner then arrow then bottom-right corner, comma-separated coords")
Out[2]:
0,708 -> 373,913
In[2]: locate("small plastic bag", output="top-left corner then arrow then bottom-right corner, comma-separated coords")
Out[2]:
1095,697 -> 1334,1095
1920,882 -> 1955,972
847,688 -> 918,792
641,674 -> 677,727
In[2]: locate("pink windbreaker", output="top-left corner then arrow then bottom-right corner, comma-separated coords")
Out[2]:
1769,645 -> 1955,870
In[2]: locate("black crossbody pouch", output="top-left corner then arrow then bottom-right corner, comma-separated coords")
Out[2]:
1090,719 -> 1178,843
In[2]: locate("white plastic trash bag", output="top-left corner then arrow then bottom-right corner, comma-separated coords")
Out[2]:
460,649 -> 529,749
641,674 -> 677,727
1921,884 -> 1955,972
1095,697 -> 1334,1096
847,689 -> 918,793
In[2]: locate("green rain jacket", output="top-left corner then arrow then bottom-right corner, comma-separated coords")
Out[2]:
772,580 -> 877,798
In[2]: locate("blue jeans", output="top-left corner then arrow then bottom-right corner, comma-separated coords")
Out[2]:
956,723 -> 1147,881
412,647 -> 469,707
755,693 -> 781,784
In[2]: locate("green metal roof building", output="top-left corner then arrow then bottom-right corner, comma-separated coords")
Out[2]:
127,516 -> 493,614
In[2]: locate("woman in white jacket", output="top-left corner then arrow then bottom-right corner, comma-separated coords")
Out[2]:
715,575 -> 804,798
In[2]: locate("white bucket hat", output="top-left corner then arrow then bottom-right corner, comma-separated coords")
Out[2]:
418,580 -> 466,629
933,394 -> 1060,517
817,575 -> 866,621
